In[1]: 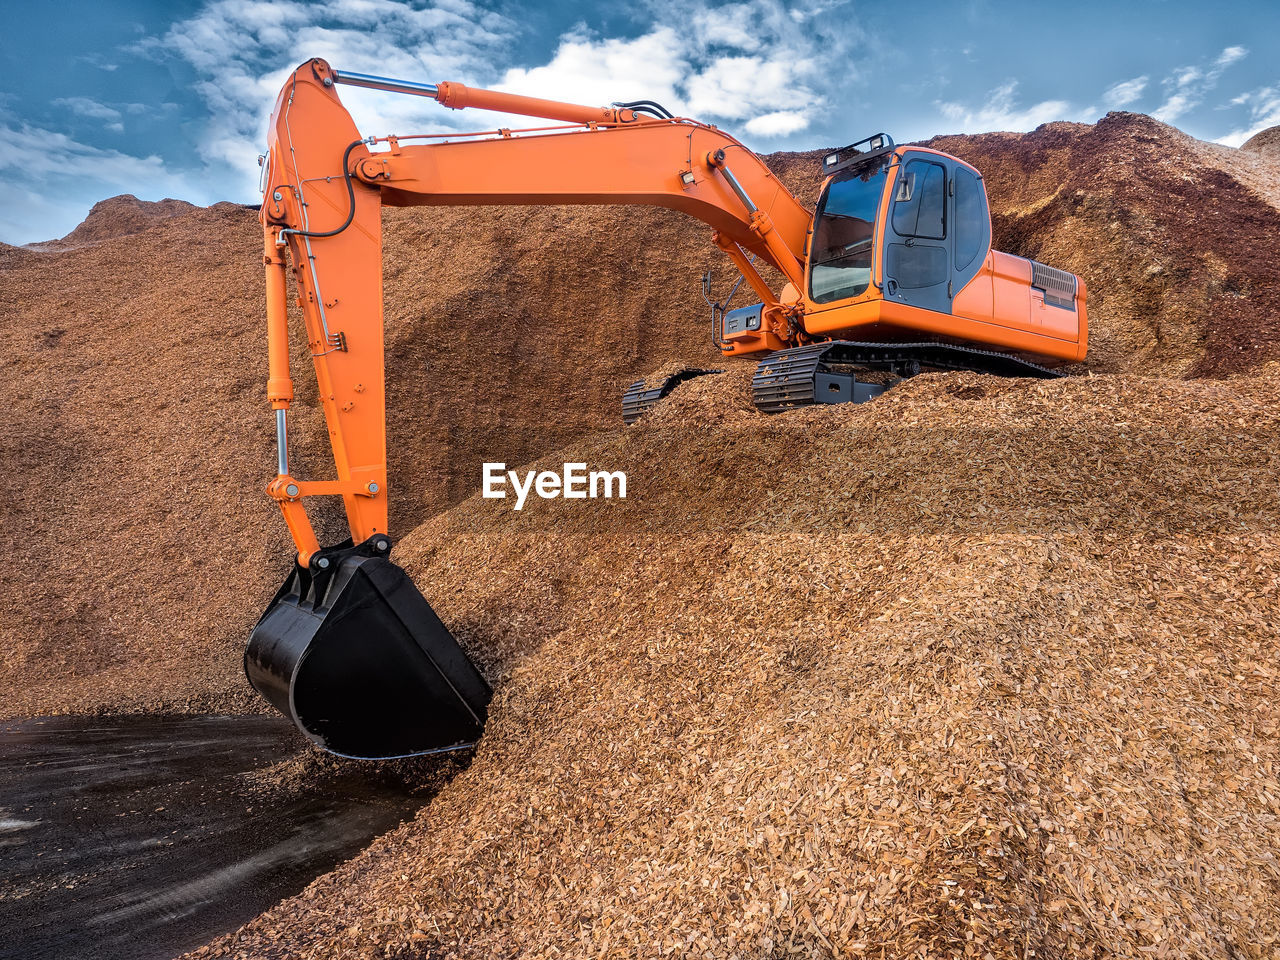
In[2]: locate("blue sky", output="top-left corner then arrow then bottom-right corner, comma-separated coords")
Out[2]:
1,0 -> 1277,243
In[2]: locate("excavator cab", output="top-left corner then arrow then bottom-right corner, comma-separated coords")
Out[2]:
798,132 -> 1082,354
751,133 -> 1084,413
807,133 -> 992,316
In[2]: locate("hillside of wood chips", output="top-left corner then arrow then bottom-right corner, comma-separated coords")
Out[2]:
1242,124 -> 1280,156
26,195 -> 201,250
2,112 -> 1279,728
197,367 -> 1280,958
2,110 -> 1279,958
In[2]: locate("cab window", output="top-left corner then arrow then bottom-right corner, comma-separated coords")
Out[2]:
809,162 -> 888,304
954,167 -> 985,268
892,159 -> 946,239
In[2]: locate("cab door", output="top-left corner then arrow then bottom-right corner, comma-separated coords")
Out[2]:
883,154 -> 952,315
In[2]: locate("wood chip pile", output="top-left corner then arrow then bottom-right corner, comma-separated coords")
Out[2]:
3,117 -> 1278,720
0,197 -> 716,718
199,367 -> 1280,958
3,115 -> 1280,957
24,194 -> 201,250
1240,124 -> 1280,158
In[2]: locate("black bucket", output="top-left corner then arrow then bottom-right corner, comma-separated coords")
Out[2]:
245,536 -> 491,759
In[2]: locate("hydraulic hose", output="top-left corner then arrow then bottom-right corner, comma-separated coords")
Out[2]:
279,138 -> 366,240
612,99 -> 675,120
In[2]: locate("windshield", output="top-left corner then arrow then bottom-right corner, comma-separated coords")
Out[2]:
809,161 -> 888,304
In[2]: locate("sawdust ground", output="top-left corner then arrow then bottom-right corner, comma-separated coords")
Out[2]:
196,367 -> 1280,959
3,115 -> 1280,958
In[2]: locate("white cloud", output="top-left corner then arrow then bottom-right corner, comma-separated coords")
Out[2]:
498,2 -> 840,140
1153,96 -> 1192,123
1,0 -> 861,243
745,110 -> 810,137
497,26 -> 689,107
936,80 -> 1076,134
690,5 -> 757,48
1102,76 -> 1147,109
53,97 -> 123,122
1215,85 -> 1280,147
135,0 -> 521,196
1153,44 -> 1248,123
686,55 -> 811,120
0,122 -> 180,185
76,53 -> 120,72
0,120 -> 196,243
138,0 -> 847,202
5,0 -> 856,242
1217,45 -> 1248,68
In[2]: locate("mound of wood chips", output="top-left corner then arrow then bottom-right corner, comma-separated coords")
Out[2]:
196,367 -> 1280,959
0,198 -> 720,719
1241,125 -> 1280,158
4,116 -> 1280,724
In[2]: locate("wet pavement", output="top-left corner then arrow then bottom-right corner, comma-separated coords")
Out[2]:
0,715 -> 424,960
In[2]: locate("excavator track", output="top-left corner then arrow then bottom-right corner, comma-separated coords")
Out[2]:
752,340 -> 1063,414
622,368 -> 722,424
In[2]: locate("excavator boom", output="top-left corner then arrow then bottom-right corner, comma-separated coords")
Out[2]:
258,59 -> 813,559
247,59 -> 818,758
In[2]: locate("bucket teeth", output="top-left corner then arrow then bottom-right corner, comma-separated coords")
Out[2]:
245,537 -> 491,759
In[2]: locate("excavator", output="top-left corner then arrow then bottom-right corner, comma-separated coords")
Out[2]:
246,58 -> 1088,759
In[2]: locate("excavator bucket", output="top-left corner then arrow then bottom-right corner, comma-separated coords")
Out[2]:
245,537 -> 490,759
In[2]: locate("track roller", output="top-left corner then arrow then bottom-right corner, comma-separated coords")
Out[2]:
752,340 -> 1062,414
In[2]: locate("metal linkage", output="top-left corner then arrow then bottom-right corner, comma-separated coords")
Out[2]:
275,409 -> 289,475
718,162 -> 758,214
332,70 -> 440,98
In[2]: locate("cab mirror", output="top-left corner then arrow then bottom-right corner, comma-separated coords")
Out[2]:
895,173 -> 915,202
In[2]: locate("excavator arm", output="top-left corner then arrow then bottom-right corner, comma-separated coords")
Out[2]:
260,58 -> 812,564
246,58 -> 815,759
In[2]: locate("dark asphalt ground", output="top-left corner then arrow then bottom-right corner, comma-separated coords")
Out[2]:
0,715 -> 422,960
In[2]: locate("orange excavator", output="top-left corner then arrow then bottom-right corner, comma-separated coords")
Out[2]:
246,58 -> 1088,759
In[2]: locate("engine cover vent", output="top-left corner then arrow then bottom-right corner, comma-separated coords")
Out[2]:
1031,260 -> 1077,310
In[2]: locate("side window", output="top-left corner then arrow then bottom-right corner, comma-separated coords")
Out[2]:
954,167 -> 985,269
892,159 -> 946,239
